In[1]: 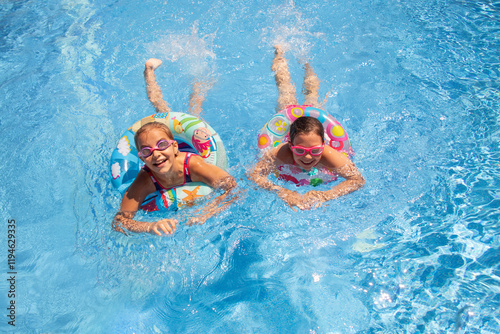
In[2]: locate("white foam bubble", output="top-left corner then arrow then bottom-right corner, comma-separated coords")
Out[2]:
261,1 -> 325,63
148,23 -> 217,78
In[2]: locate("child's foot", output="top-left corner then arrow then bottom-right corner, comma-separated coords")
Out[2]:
145,58 -> 162,71
274,45 -> 285,56
272,45 -> 288,72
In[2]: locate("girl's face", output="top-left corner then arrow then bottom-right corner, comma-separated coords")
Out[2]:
137,128 -> 177,174
290,132 -> 324,170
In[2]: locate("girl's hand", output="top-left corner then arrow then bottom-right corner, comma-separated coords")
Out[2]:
186,216 -> 206,226
278,189 -> 326,210
303,190 -> 327,210
277,188 -> 303,211
148,219 -> 177,236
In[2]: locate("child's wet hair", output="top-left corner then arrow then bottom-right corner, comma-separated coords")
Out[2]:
134,122 -> 174,149
289,116 -> 324,143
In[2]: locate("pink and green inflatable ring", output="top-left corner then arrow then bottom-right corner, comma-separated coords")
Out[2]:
257,105 -> 354,158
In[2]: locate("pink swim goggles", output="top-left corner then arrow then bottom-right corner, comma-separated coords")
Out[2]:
290,144 -> 324,156
138,139 -> 175,158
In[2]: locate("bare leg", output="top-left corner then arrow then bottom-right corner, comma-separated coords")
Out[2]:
144,58 -> 171,114
303,63 -> 320,107
188,80 -> 212,118
272,45 -> 298,111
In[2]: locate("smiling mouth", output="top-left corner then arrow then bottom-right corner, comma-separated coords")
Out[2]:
153,158 -> 167,167
299,160 -> 316,169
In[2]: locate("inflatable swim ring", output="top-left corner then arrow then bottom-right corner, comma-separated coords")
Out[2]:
110,112 -> 227,211
257,105 -> 353,186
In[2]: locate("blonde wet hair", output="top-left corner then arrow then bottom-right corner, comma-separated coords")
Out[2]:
134,122 -> 174,149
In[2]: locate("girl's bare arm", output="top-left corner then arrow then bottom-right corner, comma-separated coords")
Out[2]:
186,156 -> 239,225
112,171 -> 177,235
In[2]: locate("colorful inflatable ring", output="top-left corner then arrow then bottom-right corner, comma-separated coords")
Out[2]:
258,105 -> 353,156
257,105 -> 353,186
110,112 -> 227,210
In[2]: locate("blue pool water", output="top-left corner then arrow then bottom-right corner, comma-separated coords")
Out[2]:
1,0 -> 499,332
